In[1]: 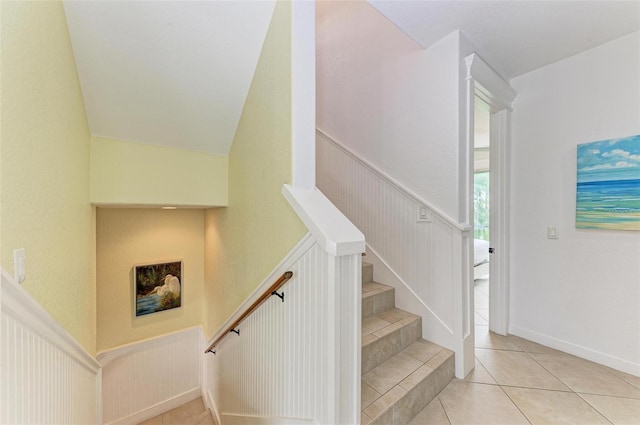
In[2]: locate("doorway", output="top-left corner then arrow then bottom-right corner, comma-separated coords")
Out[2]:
473,99 -> 491,333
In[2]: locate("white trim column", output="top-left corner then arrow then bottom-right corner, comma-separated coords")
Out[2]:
464,53 -> 516,340
291,0 -> 316,190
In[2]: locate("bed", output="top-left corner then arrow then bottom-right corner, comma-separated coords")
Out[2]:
474,239 -> 490,280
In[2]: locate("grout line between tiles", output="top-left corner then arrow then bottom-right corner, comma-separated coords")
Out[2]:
574,392 -> 615,425
436,396 -> 452,425
499,383 -> 534,425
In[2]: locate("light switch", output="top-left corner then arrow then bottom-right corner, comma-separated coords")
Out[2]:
417,205 -> 432,222
547,227 -> 559,239
13,248 -> 26,283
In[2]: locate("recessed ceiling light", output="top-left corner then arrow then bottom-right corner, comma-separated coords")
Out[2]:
161,206 -> 177,210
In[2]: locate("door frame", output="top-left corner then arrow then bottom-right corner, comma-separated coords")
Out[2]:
464,54 -> 516,336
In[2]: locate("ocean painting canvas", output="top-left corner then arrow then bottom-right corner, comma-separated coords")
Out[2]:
576,135 -> 640,231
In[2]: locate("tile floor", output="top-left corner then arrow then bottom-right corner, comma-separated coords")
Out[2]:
139,398 -> 215,425
409,278 -> 640,424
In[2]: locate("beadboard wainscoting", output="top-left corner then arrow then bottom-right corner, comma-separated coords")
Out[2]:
317,130 -> 475,378
98,327 -> 203,425
1,269 -> 100,425
203,231 -> 363,425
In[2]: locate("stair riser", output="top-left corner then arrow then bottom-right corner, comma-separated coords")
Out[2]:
362,317 -> 421,374
362,289 -> 395,319
362,263 -> 373,285
369,354 -> 454,425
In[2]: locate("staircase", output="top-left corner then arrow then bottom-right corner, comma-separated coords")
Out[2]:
361,262 -> 454,425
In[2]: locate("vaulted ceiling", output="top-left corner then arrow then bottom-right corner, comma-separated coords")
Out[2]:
63,1 -> 639,154
63,0 -> 275,155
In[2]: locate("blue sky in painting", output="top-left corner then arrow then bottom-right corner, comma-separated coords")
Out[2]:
577,134 -> 640,183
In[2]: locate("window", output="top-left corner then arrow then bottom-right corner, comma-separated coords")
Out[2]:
474,172 -> 489,240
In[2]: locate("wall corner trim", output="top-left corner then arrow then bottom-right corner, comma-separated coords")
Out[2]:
281,185 -> 365,256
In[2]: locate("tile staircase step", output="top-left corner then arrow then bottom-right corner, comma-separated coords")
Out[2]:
362,262 -> 374,284
362,282 -> 395,319
362,309 -> 422,374
360,261 -> 455,425
361,342 -> 455,425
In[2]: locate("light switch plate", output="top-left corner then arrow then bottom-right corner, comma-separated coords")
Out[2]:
547,227 -> 559,239
13,248 -> 26,283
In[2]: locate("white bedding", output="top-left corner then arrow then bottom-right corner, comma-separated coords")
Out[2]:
474,239 -> 490,266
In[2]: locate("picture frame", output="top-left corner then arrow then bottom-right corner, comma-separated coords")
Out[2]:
134,260 -> 183,317
576,134 -> 640,231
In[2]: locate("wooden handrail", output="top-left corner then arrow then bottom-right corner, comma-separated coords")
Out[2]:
205,271 -> 294,354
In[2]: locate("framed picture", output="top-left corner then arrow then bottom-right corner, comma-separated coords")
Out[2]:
134,260 -> 183,317
576,134 -> 640,231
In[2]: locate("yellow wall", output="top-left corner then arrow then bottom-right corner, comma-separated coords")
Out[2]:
91,137 -> 228,207
204,1 -> 306,336
0,0 -> 96,353
96,208 -> 205,351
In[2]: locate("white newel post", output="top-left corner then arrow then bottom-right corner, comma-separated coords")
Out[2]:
282,185 -> 365,425
333,253 -> 362,425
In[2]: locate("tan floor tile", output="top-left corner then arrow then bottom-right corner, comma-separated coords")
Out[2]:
475,326 -> 522,351
531,353 -> 640,399
402,339 -> 443,363
376,307 -> 410,324
504,387 -> 610,424
362,333 -> 378,346
363,316 -> 391,336
408,397 -> 450,425
476,348 -> 569,391
508,335 -> 560,354
363,385 -> 407,420
461,357 -> 497,385
363,282 -> 390,294
363,353 -> 423,394
427,349 -> 454,369
162,398 -> 204,425
373,321 -> 404,338
138,416 -> 163,425
196,413 -> 215,425
361,411 -> 373,425
438,381 -> 529,424
362,382 -> 382,410
612,371 -> 640,391
579,393 -> 640,425
399,363 -> 436,391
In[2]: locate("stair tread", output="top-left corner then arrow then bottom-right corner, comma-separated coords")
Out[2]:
362,282 -> 393,296
361,340 -> 454,424
362,309 -> 419,342
360,263 -> 455,424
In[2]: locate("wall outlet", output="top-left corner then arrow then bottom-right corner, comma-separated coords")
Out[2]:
13,248 -> 26,283
547,227 -> 559,239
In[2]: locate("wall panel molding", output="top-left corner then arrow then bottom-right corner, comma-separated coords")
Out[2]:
1,269 -> 99,424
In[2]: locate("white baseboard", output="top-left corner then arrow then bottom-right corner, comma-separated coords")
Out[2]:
202,388 -> 221,425
107,388 -> 201,425
222,414 -> 315,425
509,325 -> 640,377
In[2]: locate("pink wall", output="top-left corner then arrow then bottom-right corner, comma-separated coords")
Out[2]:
316,0 -> 464,220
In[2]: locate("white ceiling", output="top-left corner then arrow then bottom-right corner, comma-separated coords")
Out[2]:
369,0 -> 640,80
63,0 -> 275,155
63,1 -> 639,154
